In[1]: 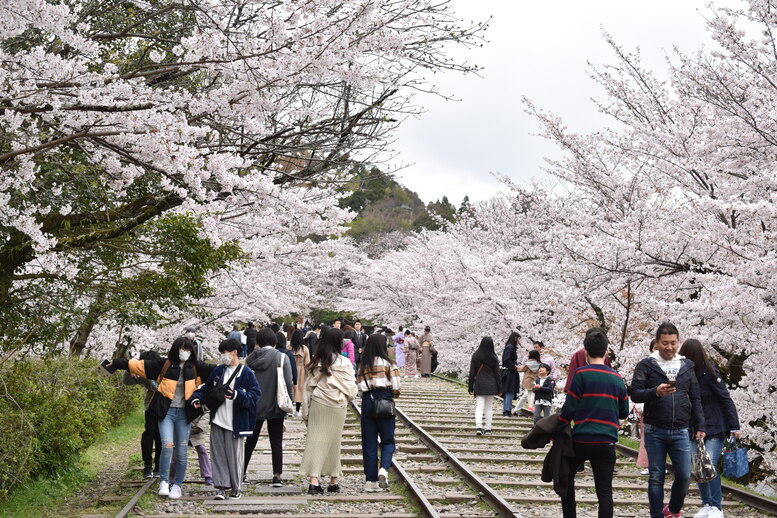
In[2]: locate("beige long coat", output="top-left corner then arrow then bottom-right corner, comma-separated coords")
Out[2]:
293,345 -> 310,404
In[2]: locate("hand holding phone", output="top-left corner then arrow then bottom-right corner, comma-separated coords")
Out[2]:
225,388 -> 235,400
99,359 -> 117,374
667,380 -> 677,387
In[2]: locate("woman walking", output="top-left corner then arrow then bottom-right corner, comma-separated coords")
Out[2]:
245,328 -> 294,486
468,336 -> 502,435
108,337 -> 215,499
402,330 -> 419,378
191,339 -> 260,500
358,334 -> 401,491
300,327 -> 358,494
501,332 -> 521,416
291,329 -> 310,417
679,339 -> 741,518
342,329 -> 357,367
419,326 -> 433,376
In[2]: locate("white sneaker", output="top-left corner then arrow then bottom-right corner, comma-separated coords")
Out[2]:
378,467 -> 389,489
707,508 -> 724,518
693,504 -> 712,518
364,481 -> 381,492
168,484 -> 182,499
640,468 -> 650,475
158,480 -> 170,496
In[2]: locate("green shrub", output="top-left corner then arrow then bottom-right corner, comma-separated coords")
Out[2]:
0,357 -> 141,499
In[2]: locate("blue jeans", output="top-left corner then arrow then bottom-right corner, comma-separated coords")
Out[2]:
693,435 -> 724,510
360,390 -> 396,482
644,424 -> 691,518
503,392 -> 515,413
159,407 -> 191,486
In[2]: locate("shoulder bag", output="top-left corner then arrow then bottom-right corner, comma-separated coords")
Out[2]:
276,352 -> 294,414
203,365 -> 241,412
370,391 -> 396,419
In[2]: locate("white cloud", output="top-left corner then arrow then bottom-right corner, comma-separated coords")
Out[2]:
392,0 -> 742,204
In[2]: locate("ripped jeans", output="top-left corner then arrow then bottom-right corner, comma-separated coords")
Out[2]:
158,407 -> 191,486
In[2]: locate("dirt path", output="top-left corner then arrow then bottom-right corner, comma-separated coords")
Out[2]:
57,422 -> 144,517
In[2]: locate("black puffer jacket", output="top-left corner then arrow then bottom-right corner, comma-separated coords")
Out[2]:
468,356 -> 503,396
631,355 -> 705,432
697,365 -> 739,437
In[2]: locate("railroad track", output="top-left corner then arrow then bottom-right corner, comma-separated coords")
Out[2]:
86,376 -> 777,518
411,374 -> 777,518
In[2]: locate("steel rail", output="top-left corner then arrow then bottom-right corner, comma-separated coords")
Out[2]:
350,400 -> 441,518
433,372 -> 777,516
394,405 -> 519,518
115,476 -> 155,518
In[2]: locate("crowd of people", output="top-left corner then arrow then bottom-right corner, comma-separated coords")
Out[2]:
106,318 -> 742,518
105,319 -> 428,501
468,323 -> 741,518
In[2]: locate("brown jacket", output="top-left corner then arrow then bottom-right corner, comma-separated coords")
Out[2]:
293,345 -> 310,404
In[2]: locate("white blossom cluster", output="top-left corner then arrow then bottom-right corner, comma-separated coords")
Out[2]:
341,1 -> 777,481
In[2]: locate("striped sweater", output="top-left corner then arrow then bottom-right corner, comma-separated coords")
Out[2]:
357,357 -> 401,398
559,364 -> 630,443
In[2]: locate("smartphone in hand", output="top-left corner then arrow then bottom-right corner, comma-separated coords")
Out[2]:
99,359 -> 117,374
666,380 -> 677,388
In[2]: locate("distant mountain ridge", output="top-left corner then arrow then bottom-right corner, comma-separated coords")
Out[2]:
339,165 -> 463,240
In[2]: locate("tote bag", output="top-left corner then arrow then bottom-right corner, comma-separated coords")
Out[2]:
276,353 -> 294,414
692,439 -> 717,483
723,436 -> 749,479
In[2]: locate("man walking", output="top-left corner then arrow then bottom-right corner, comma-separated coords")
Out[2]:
558,327 -> 629,518
353,321 -> 366,367
631,322 -> 705,518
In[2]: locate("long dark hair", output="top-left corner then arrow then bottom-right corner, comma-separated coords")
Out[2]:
168,336 -> 195,364
679,338 -> 714,379
290,329 -> 304,352
308,327 -> 343,376
472,336 -> 498,368
506,331 -> 521,347
275,332 -> 287,350
358,333 -> 392,378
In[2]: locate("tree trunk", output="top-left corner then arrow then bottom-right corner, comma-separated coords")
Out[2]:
68,295 -> 105,357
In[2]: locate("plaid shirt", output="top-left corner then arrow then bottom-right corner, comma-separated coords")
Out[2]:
357,357 -> 401,398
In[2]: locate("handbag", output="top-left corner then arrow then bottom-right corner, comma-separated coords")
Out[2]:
370,391 -> 396,419
723,436 -> 749,479
276,352 -> 294,414
627,404 -> 640,423
692,439 -> 717,483
203,365 -> 241,411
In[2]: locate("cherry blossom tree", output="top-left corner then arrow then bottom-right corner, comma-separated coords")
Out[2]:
0,0 -> 485,353
344,0 -> 777,479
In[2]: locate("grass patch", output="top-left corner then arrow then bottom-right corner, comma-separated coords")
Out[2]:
0,404 -> 145,518
618,435 -> 639,450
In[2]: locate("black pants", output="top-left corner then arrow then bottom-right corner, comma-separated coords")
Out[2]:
141,409 -> 161,471
561,442 -> 616,518
244,417 -> 284,476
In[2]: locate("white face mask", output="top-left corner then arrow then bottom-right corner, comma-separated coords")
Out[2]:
179,350 -> 191,362
220,353 -> 231,364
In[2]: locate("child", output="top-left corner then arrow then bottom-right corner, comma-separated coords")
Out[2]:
532,363 -> 555,423
516,349 -> 542,412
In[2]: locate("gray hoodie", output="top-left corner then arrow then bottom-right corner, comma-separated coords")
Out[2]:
246,346 -> 293,420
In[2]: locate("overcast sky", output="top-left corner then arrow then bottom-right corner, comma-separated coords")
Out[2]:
390,0 -> 741,205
